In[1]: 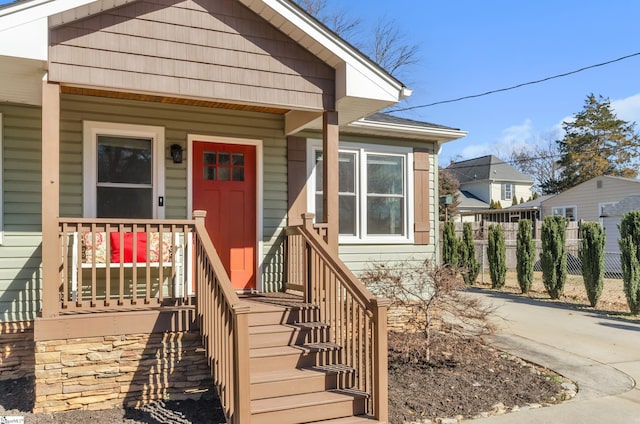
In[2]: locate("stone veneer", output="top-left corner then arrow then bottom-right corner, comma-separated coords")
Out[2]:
34,331 -> 213,413
0,321 -> 35,380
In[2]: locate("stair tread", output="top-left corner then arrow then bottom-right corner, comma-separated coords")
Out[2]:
251,367 -> 334,384
250,343 -> 341,358
309,416 -> 382,424
249,324 -> 301,334
251,389 -> 367,414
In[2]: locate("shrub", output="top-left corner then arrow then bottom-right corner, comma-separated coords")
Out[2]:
442,221 -> 459,267
516,219 -> 535,294
579,222 -> 605,307
619,211 -> 640,314
361,259 -> 494,363
487,224 -> 506,289
540,215 -> 567,299
459,222 -> 480,285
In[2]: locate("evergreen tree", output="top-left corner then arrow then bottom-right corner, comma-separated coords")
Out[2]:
516,219 -> 535,294
619,211 -> 640,314
512,196 -> 518,206
487,224 -> 506,289
543,94 -> 640,194
580,222 -> 605,307
540,216 -> 568,299
459,222 -> 480,285
442,221 -> 459,267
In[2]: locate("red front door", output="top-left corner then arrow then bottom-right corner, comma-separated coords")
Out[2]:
193,141 -> 256,290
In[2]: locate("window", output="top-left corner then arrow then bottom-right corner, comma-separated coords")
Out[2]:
83,122 -> 165,219
552,206 -> 577,221
309,140 -> 413,243
501,183 -> 513,201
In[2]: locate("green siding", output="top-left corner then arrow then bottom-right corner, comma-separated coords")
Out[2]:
0,103 -> 43,322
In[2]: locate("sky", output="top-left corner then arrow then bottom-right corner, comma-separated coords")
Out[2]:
327,0 -> 640,165
2,0 -> 639,166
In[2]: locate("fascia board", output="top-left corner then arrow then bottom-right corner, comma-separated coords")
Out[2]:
347,119 -> 468,142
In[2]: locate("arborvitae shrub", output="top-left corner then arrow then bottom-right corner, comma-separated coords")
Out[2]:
516,219 -> 535,294
540,216 -> 568,299
487,224 -> 506,289
459,222 -> 480,285
512,196 -> 518,206
442,221 -> 459,267
619,211 -> 640,314
579,222 -> 605,307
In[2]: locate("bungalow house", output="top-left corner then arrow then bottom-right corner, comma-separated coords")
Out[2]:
446,155 -> 533,221
0,0 -> 465,422
540,175 -> 640,222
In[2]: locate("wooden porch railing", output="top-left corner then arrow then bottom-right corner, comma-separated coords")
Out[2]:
57,213 -> 250,423
283,213 -> 390,422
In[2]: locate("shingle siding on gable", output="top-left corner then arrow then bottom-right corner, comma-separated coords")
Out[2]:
49,0 -> 335,111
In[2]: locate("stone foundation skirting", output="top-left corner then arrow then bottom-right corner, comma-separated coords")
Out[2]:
0,321 -> 35,380
34,331 -> 213,413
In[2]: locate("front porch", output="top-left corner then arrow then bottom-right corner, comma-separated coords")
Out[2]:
34,213 -> 389,423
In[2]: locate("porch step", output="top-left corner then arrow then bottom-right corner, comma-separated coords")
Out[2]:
250,389 -> 367,424
248,322 -> 329,348
250,343 -> 342,373
309,416 -> 382,424
247,302 -> 320,326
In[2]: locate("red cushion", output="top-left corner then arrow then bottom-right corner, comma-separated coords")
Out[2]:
110,232 -> 147,263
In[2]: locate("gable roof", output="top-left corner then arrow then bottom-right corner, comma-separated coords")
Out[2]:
344,113 -> 467,143
446,155 -> 533,184
0,0 -> 409,125
601,194 -> 640,217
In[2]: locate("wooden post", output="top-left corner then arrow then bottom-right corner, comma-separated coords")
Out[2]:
41,77 -> 60,318
371,297 -> 390,422
233,304 -> 251,424
322,111 -> 339,254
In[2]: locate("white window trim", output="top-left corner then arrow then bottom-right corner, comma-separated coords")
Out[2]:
551,205 -> 577,221
502,183 -> 513,201
307,139 -> 414,244
0,113 -> 3,244
82,121 -> 165,219
186,134 -> 264,293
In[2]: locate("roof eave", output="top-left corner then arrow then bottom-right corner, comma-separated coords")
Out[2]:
345,118 -> 467,142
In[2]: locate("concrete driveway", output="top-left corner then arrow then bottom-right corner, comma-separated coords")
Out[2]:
465,289 -> 640,424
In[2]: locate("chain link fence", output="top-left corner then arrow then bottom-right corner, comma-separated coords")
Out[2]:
472,240 -> 623,285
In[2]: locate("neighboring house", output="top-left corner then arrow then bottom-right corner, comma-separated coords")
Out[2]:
446,155 -> 533,220
0,0 -> 465,421
601,194 -> 640,254
541,175 -> 640,222
479,194 -> 554,223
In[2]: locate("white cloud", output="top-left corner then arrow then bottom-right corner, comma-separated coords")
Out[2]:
612,93 -> 640,123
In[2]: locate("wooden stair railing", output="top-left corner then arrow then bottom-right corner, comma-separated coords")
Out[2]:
192,211 -> 251,424
283,213 -> 390,422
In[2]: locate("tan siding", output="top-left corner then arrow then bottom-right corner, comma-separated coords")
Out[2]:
542,177 -> 640,222
0,103 -> 43,322
49,0 -> 335,111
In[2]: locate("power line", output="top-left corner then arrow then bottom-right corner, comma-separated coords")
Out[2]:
391,52 -> 640,113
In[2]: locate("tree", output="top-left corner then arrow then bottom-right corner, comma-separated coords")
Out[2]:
487,225 -> 506,289
442,221 -> 459,267
507,137 -> 562,195
439,168 -> 460,221
619,211 -> 640,314
459,222 -> 480,285
579,222 -> 605,307
540,216 -> 568,299
545,94 -> 640,194
295,0 -> 419,78
516,219 -> 535,294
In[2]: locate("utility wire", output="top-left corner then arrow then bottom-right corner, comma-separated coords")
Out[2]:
391,52 -> 640,112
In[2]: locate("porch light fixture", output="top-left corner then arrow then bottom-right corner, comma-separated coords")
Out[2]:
170,144 -> 183,164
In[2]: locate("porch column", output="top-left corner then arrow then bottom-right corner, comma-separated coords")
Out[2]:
322,111 -> 339,254
41,76 -> 60,318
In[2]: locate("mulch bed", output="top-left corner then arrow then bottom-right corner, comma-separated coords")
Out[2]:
0,333 -> 564,424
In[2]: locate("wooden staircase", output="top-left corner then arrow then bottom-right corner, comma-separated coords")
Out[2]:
245,296 -> 383,424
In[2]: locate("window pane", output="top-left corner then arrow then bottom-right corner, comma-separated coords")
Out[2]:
315,194 -> 324,221
204,152 -> 216,165
232,153 -> 244,166
219,152 -> 230,165
339,152 -> 356,193
218,167 -> 230,181
97,187 -> 153,219
97,136 -> 152,184
367,155 -> 403,195
315,151 -> 323,192
232,168 -> 245,181
367,197 -> 404,235
339,195 -> 356,235
204,167 -> 215,180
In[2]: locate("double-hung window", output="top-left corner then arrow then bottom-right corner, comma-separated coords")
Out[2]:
552,206 -> 577,221
501,183 -> 513,201
83,122 -> 165,219
309,140 -> 413,243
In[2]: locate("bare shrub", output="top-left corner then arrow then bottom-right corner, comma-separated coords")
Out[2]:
361,260 -> 495,363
